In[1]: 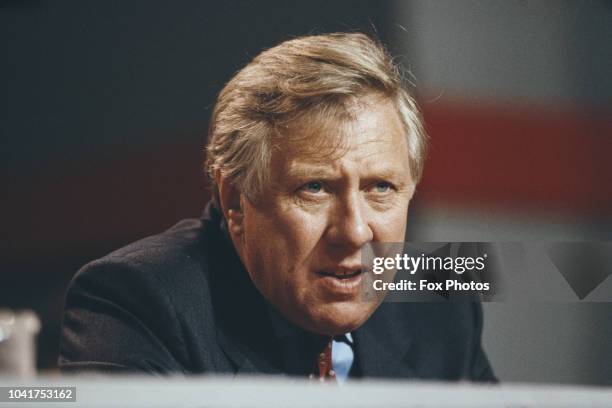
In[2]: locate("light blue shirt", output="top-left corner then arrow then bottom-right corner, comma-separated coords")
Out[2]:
332,333 -> 354,384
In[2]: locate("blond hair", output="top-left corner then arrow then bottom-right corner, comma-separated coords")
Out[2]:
205,32 -> 427,205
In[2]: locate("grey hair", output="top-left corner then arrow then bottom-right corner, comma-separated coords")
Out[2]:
205,32 -> 427,206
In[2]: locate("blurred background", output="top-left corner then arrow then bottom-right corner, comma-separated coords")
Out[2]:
1,0 -> 611,384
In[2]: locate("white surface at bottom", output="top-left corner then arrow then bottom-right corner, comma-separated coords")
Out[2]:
1,376 -> 612,407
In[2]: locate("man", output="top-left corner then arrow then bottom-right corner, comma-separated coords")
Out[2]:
59,32 -> 495,382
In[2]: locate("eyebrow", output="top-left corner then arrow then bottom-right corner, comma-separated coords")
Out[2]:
284,163 -> 409,184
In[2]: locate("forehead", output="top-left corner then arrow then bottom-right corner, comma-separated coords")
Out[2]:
272,96 -> 408,169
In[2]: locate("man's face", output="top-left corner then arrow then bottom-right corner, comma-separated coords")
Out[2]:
234,96 -> 414,335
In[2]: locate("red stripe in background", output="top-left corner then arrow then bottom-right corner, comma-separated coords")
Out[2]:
416,101 -> 612,216
4,101 -> 611,255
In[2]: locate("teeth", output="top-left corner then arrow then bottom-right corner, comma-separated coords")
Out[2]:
323,270 -> 362,279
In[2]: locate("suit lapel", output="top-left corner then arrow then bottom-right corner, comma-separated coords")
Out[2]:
216,324 -> 283,375
353,302 -> 416,378
212,267 -> 285,377
208,224 -> 284,377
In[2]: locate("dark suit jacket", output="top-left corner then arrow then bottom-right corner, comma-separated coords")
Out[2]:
59,203 -> 496,381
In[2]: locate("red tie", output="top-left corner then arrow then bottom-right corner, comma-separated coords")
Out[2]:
311,338 -> 336,382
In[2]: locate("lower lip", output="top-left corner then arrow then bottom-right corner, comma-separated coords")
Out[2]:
316,272 -> 364,296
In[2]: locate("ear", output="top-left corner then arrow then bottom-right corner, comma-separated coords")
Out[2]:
215,169 -> 244,235
407,182 -> 416,201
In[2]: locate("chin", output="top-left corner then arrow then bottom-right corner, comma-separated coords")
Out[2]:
306,301 -> 376,335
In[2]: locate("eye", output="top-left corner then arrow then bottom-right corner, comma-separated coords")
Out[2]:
301,181 -> 324,194
373,181 -> 393,193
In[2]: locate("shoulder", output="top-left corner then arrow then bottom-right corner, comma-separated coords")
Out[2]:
72,218 -> 212,303
60,217 -> 220,372
98,218 -> 208,273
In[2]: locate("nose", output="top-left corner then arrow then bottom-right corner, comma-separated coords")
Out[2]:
326,192 -> 373,249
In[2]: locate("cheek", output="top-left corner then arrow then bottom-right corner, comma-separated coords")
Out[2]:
373,204 -> 409,241
242,205 -> 327,281
274,198 -> 329,244
274,211 -> 328,271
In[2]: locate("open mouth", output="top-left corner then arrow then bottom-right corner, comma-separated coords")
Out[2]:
318,269 -> 363,280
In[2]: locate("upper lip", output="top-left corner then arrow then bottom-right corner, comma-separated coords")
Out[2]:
318,265 -> 363,277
